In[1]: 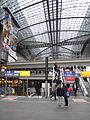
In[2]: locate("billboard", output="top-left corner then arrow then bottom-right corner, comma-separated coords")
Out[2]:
64,71 -> 75,83
1,9 -> 18,62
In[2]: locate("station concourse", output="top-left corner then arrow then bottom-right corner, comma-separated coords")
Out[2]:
0,0 -> 90,120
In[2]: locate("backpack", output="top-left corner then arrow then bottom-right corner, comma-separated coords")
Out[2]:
66,91 -> 70,97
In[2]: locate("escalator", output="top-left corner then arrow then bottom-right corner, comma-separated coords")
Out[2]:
79,78 -> 89,96
77,82 -> 84,96
70,82 -> 83,96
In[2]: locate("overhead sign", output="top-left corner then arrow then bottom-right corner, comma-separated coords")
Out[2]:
5,70 -> 14,76
14,71 -> 20,76
64,71 -> 75,83
81,71 -> 90,77
4,70 -> 20,76
2,65 -> 7,69
75,71 -> 81,77
4,70 -> 30,77
20,71 -> 30,77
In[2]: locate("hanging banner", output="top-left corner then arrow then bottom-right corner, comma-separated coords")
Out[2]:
1,8 -> 19,62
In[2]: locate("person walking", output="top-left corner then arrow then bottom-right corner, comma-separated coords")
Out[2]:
50,83 -> 57,100
57,83 -> 63,107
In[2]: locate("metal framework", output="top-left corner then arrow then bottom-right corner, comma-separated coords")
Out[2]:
0,0 -> 90,60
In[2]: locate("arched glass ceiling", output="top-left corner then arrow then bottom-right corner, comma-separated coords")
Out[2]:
0,0 -> 90,60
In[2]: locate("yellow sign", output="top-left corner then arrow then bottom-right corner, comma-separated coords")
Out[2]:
81,71 -> 90,77
20,71 -> 30,77
2,65 -> 7,69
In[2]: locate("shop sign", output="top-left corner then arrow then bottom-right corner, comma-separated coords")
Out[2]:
20,71 -> 30,77
81,71 -> 90,77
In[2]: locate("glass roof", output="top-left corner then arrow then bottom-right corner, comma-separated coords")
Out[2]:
0,0 -> 90,60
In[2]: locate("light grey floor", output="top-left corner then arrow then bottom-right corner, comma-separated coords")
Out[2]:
0,96 -> 90,120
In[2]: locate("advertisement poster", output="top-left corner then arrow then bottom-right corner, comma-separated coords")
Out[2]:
64,71 -> 75,83
1,10 -> 18,62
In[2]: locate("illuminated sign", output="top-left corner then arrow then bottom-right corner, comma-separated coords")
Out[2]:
20,71 -> 30,77
81,71 -> 90,77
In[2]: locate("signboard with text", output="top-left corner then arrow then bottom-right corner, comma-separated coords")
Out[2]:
20,71 -> 30,77
4,70 -> 20,77
4,70 -> 30,77
81,71 -> 90,77
64,71 -> 75,83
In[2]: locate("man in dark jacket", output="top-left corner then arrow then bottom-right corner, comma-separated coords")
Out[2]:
62,83 -> 70,106
57,84 -> 63,106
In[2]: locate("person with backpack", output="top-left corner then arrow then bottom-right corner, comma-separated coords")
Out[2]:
62,82 -> 71,106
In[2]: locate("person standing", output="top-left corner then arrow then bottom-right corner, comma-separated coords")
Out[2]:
50,82 -> 57,100
72,78 -> 78,96
34,81 -> 41,96
57,83 -> 63,106
62,82 -> 71,106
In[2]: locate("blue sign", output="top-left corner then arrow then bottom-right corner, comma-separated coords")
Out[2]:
64,71 -> 75,82
4,71 -> 20,76
5,71 -> 14,76
64,71 -> 75,77
75,72 -> 81,77
14,71 -> 20,76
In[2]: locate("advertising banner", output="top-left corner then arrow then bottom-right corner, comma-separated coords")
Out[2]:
64,71 -> 75,83
1,9 -> 18,62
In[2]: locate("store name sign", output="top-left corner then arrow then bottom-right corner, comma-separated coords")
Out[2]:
20,71 -> 30,77
4,70 -> 30,77
81,71 -> 90,77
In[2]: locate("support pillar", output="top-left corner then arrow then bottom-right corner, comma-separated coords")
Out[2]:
89,78 -> 90,97
5,76 -> 7,95
27,79 -> 28,97
45,57 -> 48,98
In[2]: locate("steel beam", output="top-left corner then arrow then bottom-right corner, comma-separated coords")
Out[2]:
18,40 -> 87,49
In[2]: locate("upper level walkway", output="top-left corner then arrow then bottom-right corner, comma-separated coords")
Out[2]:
7,57 -> 90,69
